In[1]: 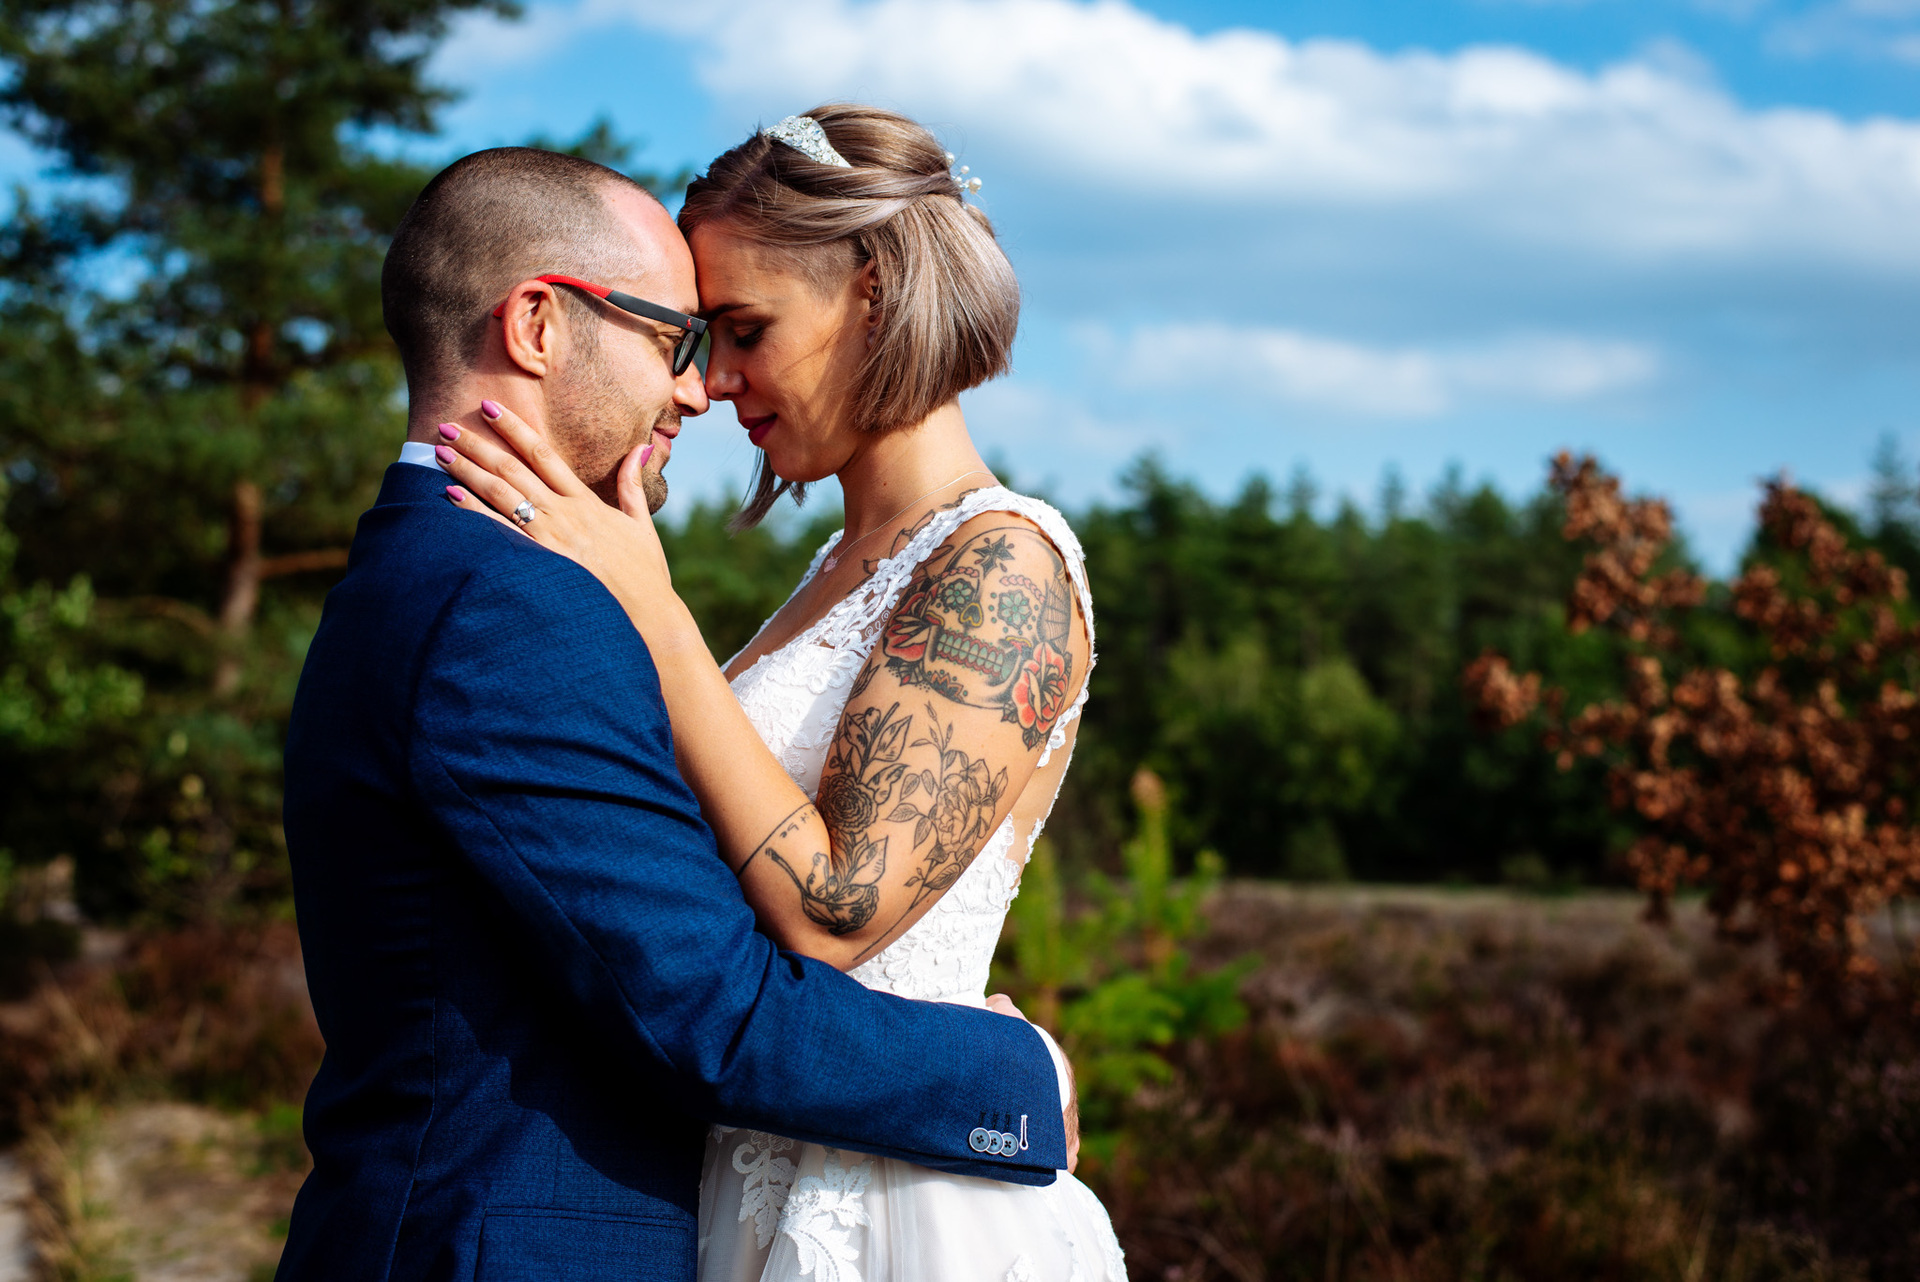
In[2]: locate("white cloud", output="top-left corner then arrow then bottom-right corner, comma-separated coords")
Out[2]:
540,0 -> 1920,270
438,0 -> 1920,272
1098,324 -> 1660,418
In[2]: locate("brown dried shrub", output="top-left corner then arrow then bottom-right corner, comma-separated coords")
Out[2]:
1464,454 -> 1920,991
1090,887 -> 1917,1282
0,920 -> 322,1140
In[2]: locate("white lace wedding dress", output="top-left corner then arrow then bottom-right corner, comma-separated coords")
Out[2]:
697,487 -> 1127,1282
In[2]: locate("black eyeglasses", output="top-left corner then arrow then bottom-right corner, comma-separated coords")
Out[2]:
493,274 -> 708,376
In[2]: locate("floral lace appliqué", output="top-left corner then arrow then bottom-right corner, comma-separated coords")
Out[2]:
775,1149 -> 874,1282
727,489 -> 1096,779
732,1130 -> 798,1250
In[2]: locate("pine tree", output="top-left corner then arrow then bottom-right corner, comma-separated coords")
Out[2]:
0,0 -> 519,917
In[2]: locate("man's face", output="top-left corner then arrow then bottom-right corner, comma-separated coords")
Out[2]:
545,186 -> 707,512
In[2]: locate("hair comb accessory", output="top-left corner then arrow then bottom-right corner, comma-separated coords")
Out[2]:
947,153 -> 983,195
763,115 -> 853,168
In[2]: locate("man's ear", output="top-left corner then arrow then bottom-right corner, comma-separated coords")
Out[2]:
495,278 -> 566,378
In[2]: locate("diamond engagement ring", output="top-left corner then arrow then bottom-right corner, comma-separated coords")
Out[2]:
511,500 -> 537,528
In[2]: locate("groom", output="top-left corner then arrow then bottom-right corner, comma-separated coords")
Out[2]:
278,147 -> 1070,1281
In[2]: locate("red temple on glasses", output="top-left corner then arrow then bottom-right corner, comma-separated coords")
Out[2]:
489,274 -> 706,375
491,275 -> 612,319
491,274 -> 703,337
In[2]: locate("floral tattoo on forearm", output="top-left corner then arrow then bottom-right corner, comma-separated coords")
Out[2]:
746,702 -> 1012,952
876,526 -> 1076,749
888,706 -> 1011,917
757,702 -> 912,936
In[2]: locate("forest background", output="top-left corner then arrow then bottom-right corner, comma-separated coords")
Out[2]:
2,0 -> 1919,1278
6,0 -> 1920,921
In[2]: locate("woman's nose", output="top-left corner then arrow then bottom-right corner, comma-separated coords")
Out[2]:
705,357 -> 743,400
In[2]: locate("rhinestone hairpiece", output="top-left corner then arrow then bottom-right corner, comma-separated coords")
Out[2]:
763,115 -> 853,168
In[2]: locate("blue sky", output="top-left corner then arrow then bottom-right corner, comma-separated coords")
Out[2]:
12,0 -> 1920,569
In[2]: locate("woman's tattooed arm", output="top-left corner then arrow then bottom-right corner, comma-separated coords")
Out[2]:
872,524 -> 1077,749
756,702 -> 912,936
743,703 -> 1011,951
734,514 -> 1088,968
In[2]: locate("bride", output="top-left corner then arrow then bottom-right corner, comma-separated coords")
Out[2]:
437,103 -> 1125,1282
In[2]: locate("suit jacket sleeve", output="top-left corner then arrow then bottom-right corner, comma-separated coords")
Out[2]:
407,545 -> 1068,1183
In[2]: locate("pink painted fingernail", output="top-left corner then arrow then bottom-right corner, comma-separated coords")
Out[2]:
480,399 -> 503,419
435,444 -> 456,466
638,444 -> 655,467
445,485 -> 467,502
438,422 -> 460,441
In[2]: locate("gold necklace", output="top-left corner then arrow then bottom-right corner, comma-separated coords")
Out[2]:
819,468 -> 996,574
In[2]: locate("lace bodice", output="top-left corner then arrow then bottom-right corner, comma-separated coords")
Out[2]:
726,487 -> 1095,1003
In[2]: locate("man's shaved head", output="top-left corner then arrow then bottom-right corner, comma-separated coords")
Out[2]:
381,147 -> 659,394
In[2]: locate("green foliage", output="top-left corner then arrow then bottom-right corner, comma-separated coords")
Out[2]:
678,458 -> 1643,891
997,771 -> 1251,1145
0,0 -> 1882,938
0,0 -> 691,924
0,537 -> 144,752
655,497 -> 845,662
1045,457 -> 1649,885
0,0 -> 489,918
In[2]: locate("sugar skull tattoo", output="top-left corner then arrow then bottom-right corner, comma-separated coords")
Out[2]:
878,525 -> 1077,749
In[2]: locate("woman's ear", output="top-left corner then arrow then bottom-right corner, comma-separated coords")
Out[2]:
860,261 -> 882,351
495,278 -> 564,377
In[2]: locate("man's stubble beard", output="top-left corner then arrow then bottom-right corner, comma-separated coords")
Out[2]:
551,346 -> 674,515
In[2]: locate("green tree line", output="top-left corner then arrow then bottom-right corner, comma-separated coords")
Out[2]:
5,0 -> 1916,928
668,448 -> 1920,889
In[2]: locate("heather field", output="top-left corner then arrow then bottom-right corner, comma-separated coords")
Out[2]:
3,885 -> 1914,1281
1086,885 -> 1918,1281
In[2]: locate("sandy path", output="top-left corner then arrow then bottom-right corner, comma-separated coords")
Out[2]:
0,1150 -> 31,1282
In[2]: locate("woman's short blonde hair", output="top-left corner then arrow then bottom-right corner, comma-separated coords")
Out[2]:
679,103 -> 1021,529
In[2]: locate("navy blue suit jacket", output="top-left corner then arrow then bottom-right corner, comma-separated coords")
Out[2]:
278,464 -> 1065,1281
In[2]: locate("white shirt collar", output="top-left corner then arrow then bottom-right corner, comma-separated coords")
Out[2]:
398,441 -> 446,474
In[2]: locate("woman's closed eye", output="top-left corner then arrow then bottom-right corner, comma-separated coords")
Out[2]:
729,325 -> 765,349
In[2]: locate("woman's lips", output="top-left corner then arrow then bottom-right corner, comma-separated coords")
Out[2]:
740,413 -> 776,448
